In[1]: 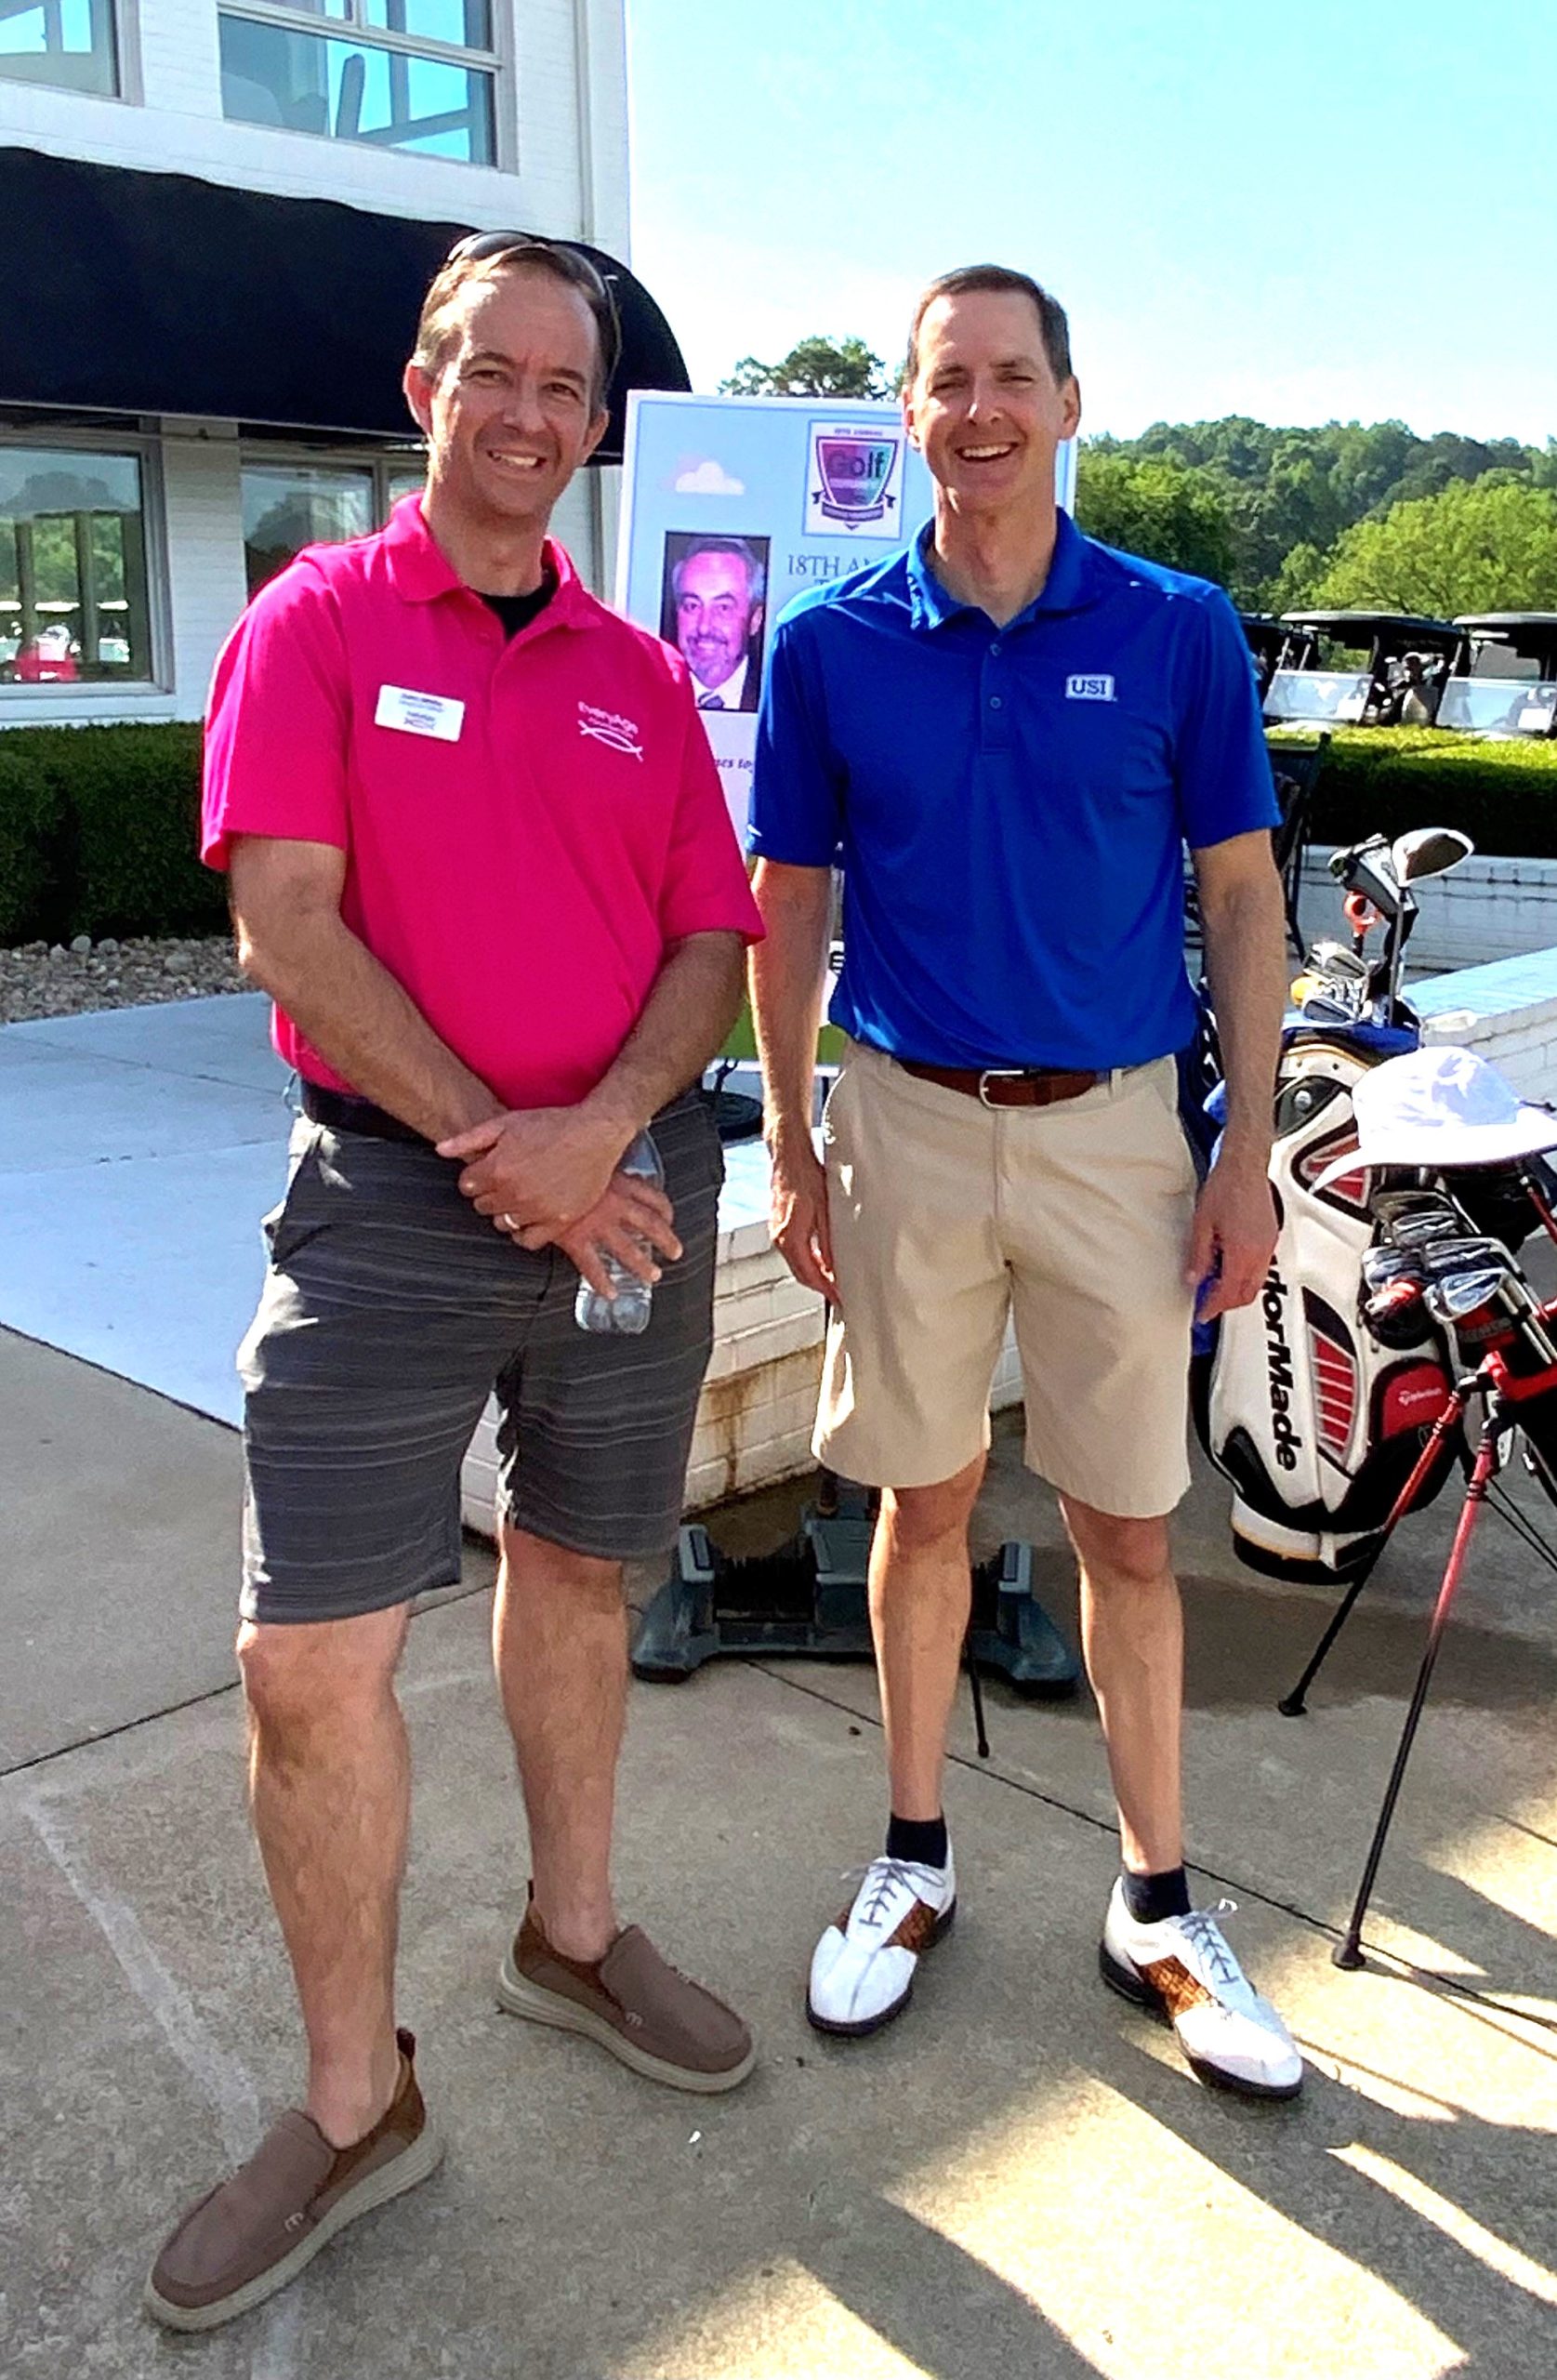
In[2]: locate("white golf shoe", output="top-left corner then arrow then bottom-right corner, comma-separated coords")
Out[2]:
807,1852 -> 957,2036
1100,1882 -> 1304,2100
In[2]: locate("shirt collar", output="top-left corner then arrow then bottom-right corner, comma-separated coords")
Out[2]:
905,508 -> 1093,631
692,655 -> 748,707
382,495 -> 600,630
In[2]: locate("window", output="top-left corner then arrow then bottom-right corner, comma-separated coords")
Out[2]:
243,461 -> 374,596
0,444 -> 153,686
219,1 -> 495,162
0,0 -> 118,97
241,454 -> 425,593
387,463 -> 427,509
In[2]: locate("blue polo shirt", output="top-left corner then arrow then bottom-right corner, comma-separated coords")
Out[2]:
749,513 -> 1278,1071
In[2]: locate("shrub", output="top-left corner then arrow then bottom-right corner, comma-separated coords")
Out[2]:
0,737 -> 67,942
61,724 -> 217,938
1269,725 -> 1557,859
0,721 -> 221,943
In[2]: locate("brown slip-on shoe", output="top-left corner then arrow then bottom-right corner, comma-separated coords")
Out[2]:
145,2028 -> 443,2333
496,1891 -> 756,2094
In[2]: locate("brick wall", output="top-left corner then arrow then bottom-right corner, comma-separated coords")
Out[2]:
1416,951 -> 1557,1103
459,1217 -> 1026,1539
458,949 -> 1557,1542
1300,850 -> 1557,975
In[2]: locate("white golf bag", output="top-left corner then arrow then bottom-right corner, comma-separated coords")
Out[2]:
1194,1029 -> 1462,1581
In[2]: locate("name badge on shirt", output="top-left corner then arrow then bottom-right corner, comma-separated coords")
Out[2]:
375,684 -> 465,741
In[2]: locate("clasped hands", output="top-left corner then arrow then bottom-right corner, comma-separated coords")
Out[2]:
437,1105 -> 679,1298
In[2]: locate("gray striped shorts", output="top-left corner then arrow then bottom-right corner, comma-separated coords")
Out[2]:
236,1089 -> 723,1624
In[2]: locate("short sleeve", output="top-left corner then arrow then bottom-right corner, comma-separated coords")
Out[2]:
1173,589 -> 1280,852
747,610 -> 844,866
657,672 -> 764,945
201,563 -> 351,872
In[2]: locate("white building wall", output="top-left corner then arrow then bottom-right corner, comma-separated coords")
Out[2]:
160,430 -> 249,723
2,0 -> 633,720
573,0 -> 631,254
3,0 -> 622,245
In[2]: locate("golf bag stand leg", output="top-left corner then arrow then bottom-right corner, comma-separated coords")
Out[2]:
1277,1384 -> 1473,1718
1277,1544 -> 1389,1718
1333,1412 -> 1499,1970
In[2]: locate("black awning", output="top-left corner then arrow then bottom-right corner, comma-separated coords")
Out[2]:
0,147 -> 688,462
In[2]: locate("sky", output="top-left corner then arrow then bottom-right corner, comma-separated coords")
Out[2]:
627,0 -> 1556,444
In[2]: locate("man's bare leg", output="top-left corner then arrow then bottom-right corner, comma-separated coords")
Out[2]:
1060,1499 -> 1183,1874
238,1605 -> 411,2148
493,1524 -> 626,1963
804,1456 -> 984,2032
870,1453 -> 986,1821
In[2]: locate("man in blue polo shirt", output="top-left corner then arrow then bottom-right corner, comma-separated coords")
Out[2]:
749,263 -> 1302,2099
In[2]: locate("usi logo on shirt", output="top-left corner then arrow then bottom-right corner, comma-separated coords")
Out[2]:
1065,674 -> 1115,702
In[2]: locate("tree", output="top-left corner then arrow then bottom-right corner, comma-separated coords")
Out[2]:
1074,450 -> 1234,586
1385,430 -> 1537,508
1266,539 -> 1328,615
1095,416 -> 1550,607
1302,479 -> 1557,615
719,336 -> 894,401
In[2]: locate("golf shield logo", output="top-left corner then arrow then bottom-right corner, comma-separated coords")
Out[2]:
806,422 -> 904,539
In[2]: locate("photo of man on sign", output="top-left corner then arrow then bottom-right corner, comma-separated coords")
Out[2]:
660,532 -> 770,712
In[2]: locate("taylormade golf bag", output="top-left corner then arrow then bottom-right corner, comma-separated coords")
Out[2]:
1192,828 -> 1475,1581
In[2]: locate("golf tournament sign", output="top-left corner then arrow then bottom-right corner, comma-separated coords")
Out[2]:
616,391 -> 1074,837
805,421 -> 904,536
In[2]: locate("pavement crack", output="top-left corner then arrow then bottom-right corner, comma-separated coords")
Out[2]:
22,1793 -> 263,2161
748,1659 -> 1352,1950
1,1675 -> 242,1779
755,1660 -> 1557,2027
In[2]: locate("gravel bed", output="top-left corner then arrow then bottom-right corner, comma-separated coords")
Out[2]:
0,935 -> 247,1025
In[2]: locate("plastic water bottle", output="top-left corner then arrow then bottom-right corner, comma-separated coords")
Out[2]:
574,1130 -> 665,1336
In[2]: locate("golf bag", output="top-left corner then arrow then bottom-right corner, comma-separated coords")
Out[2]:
1193,1023 -> 1462,1580
1192,823 -> 1484,1583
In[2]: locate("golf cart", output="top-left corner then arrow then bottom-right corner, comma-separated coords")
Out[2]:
1439,615 -> 1557,740
1238,613 -> 1292,700
1263,611 -> 1460,730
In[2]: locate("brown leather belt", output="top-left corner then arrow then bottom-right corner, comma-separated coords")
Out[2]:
897,1061 -> 1102,1108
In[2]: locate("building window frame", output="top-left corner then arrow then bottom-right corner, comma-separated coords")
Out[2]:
0,0 -> 125,102
0,421 -> 170,702
218,0 -> 506,168
238,441 -> 425,594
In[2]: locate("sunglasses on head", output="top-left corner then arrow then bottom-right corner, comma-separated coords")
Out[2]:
443,231 -> 614,301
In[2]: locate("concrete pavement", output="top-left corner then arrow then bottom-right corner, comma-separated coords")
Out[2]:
3,1326 -> 1555,2378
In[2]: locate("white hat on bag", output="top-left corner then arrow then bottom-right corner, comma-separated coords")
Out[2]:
1316,1046 -> 1557,1185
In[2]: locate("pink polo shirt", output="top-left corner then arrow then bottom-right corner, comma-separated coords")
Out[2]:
203,498 -> 761,1110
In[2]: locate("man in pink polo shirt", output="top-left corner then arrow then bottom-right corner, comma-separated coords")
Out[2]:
147,236 -> 762,2333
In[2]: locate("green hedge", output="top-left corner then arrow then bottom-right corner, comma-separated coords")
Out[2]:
0,722 -> 223,943
4,714 -> 1556,947
0,736 -> 67,943
1270,724 -> 1557,859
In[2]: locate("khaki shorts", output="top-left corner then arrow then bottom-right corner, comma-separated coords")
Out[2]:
815,1042 -> 1198,1517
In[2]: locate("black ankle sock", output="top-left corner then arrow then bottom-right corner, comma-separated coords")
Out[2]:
1121,1864 -> 1191,1925
887,1812 -> 948,1869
